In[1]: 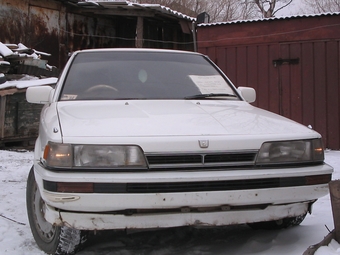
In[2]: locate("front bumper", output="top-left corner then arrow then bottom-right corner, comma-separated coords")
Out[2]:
45,201 -> 311,230
34,162 -> 332,229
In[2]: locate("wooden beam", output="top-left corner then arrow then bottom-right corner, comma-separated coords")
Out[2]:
0,95 -> 6,139
80,9 -> 155,18
136,16 -> 144,48
0,88 -> 24,97
330,180 -> 340,242
29,0 -> 61,10
179,20 -> 191,34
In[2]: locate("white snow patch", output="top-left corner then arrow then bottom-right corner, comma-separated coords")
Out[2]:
0,76 -> 57,90
0,61 -> 10,66
315,239 -> 340,255
0,42 -> 13,57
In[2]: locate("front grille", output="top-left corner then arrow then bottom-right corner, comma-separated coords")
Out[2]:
147,155 -> 202,165
146,152 -> 257,168
204,153 -> 256,163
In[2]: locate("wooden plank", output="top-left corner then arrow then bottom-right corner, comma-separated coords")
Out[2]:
225,47 -> 237,83
247,45 -> 258,106
216,47 -> 226,73
206,47 -> 217,65
279,43 -> 291,117
257,45 -> 270,110
314,41 -> 328,144
135,16 -> 144,48
0,96 -> 6,139
301,42 -> 315,128
2,92 -> 42,141
0,88 -> 23,97
268,44 -> 280,114
29,0 -> 61,10
330,180 -> 340,243
326,40 -> 340,149
289,43 -> 303,124
236,46 -> 247,87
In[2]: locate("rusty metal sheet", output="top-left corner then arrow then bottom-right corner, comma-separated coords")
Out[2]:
0,0 -> 29,44
28,5 -> 61,66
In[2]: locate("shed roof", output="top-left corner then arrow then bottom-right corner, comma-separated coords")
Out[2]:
60,0 -> 195,21
198,12 -> 340,27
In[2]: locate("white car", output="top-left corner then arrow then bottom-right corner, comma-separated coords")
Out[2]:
26,49 -> 333,255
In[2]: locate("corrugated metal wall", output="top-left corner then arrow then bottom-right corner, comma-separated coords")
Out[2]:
198,15 -> 340,149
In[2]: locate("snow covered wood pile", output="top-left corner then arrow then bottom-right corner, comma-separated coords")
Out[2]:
0,42 -> 59,78
0,42 -> 58,149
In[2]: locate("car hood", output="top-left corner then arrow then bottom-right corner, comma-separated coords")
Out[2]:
56,100 -> 314,138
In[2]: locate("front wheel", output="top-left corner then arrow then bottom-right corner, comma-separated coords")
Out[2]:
26,166 -> 87,254
247,213 -> 307,230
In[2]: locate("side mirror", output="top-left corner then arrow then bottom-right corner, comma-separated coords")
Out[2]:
26,86 -> 55,104
238,87 -> 256,103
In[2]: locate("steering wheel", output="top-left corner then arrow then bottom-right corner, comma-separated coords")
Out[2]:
85,84 -> 118,93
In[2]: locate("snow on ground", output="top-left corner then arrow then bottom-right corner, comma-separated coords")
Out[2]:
0,149 -> 339,255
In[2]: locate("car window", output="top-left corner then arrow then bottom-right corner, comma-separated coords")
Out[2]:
59,51 -> 239,101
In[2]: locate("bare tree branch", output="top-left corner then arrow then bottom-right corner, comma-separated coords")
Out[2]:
303,0 -> 340,13
273,0 -> 293,15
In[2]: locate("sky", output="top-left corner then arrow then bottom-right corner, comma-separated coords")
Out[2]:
276,0 -> 311,17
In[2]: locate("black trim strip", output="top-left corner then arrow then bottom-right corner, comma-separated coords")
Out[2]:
43,174 -> 331,194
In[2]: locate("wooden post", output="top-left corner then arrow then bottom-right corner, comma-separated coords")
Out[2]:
136,16 -> 144,48
329,180 -> 340,243
0,95 -> 6,140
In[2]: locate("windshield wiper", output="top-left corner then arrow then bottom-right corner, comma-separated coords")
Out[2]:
184,93 -> 238,99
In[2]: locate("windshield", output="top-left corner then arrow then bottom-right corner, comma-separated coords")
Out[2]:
59,51 -> 239,101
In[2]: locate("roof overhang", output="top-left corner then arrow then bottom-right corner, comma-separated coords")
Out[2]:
59,0 -> 196,21
198,12 -> 340,27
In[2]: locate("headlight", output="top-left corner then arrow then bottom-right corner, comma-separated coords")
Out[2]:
43,142 -> 147,168
43,142 -> 73,167
74,145 -> 146,167
256,139 -> 324,165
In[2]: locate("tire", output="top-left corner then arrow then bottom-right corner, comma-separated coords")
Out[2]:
247,213 -> 307,230
26,166 -> 88,254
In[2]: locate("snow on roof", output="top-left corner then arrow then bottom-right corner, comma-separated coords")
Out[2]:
132,3 -> 195,21
0,42 -> 13,57
79,0 -> 196,21
0,42 -> 58,91
0,42 -> 51,62
198,12 -> 340,27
